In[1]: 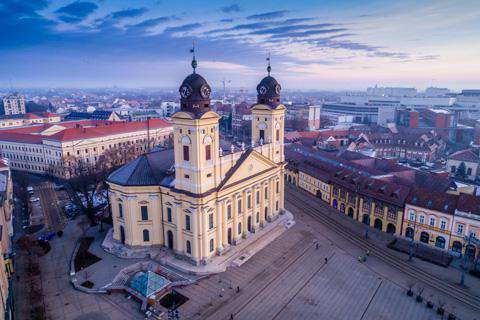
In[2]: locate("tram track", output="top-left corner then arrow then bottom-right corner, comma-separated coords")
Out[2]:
286,186 -> 480,312
201,237 -> 316,320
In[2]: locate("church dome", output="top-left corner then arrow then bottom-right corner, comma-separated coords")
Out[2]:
178,52 -> 212,117
256,64 -> 281,106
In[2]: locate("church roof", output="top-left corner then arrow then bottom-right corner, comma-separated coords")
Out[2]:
107,149 -> 174,186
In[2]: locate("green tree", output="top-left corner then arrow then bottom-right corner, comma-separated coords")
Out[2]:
456,161 -> 467,179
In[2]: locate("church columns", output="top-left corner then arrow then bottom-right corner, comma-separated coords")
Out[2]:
232,193 -> 239,243
202,207 -> 210,261
192,208 -> 200,264
260,183 -> 266,226
251,186 -> 259,232
242,189 -> 248,238
216,199 -> 224,255
279,172 -> 285,212
174,203 -> 183,254
267,179 -> 274,221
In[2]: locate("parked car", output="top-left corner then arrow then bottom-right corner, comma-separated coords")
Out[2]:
54,184 -> 65,191
38,232 -> 56,242
27,186 -> 34,194
29,197 -> 40,202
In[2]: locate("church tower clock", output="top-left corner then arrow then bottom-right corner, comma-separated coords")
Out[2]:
251,58 -> 285,164
172,49 -> 221,194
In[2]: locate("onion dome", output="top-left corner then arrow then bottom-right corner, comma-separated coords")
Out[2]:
256,58 -> 281,106
178,47 -> 212,117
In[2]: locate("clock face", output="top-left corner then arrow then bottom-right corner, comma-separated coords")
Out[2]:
200,84 -> 211,98
259,85 -> 267,95
275,84 -> 281,94
180,85 -> 191,98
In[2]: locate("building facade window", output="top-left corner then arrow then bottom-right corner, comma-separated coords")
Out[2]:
141,206 -> 148,221
210,239 -> 214,252
247,195 -> 251,208
118,203 -> 123,218
209,213 -> 214,229
238,222 -> 242,235
227,204 -> 232,219
265,187 -> 268,199
183,145 -> 189,161
143,229 -> 150,242
457,224 -> 464,235
409,212 -> 415,221
440,220 -> 447,230
205,145 -> 211,161
429,217 -> 435,227
237,199 -> 242,214
256,191 -> 260,204
186,240 -> 191,254
185,215 -> 191,231
167,207 -> 172,222
419,215 -> 425,224
276,181 -> 280,193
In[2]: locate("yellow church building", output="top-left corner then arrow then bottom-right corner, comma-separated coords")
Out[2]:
106,57 -> 288,265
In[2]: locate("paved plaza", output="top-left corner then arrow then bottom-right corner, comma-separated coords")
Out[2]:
14,186 -> 480,320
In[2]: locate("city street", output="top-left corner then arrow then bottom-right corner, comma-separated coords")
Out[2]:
12,183 -> 480,320
175,186 -> 480,320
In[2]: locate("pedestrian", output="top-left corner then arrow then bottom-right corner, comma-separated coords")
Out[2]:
315,242 -> 319,250
324,257 -> 328,264
230,314 -> 234,320
236,286 -> 240,293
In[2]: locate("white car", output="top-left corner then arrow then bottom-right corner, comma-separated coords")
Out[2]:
29,197 -> 40,202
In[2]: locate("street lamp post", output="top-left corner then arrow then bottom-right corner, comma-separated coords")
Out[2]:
408,213 -> 416,261
460,234 -> 480,286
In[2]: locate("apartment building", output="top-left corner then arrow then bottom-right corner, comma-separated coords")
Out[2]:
0,112 -> 61,129
2,93 -> 26,115
0,119 -> 173,178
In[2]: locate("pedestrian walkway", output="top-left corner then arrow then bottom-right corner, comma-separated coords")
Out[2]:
101,210 -> 295,275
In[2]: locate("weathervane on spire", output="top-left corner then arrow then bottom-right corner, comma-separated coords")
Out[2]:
266,52 -> 271,76
190,41 -> 197,73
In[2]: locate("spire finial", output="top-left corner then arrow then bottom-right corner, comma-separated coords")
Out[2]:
190,40 -> 197,73
266,52 -> 271,76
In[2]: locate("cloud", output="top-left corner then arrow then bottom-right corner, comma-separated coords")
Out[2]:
55,1 -> 98,22
164,23 -> 202,33
201,60 -> 251,71
127,16 -> 172,32
270,28 -> 348,39
220,18 -> 234,23
220,4 -> 241,13
417,54 -> 440,61
250,23 -> 337,36
111,8 -> 148,19
247,10 -> 289,20
0,0 -> 56,48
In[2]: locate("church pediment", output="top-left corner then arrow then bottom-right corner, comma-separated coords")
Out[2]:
218,149 -> 278,191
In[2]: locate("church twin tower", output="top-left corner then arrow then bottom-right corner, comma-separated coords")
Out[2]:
172,58 -> 285,195
108,55 -> 287,266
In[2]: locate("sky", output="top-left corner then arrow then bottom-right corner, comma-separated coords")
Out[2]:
1,0 -> 479,91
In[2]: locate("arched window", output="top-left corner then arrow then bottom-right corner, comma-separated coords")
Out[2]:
118,202 -> 123,218
143,229 -> 150,242
209,238 -> 214,252
186,240 -> 191,254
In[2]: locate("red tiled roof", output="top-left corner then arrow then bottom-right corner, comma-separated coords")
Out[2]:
448,149 -> 480,162
456,194 -> 480,215
0,119 -> 171,143
406,188 -> 457,215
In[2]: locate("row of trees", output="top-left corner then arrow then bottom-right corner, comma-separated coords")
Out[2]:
50,138 -> 172,225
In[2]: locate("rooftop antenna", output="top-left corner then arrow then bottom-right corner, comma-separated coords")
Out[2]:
266,52 -> 271,76
190,40 -> 197,73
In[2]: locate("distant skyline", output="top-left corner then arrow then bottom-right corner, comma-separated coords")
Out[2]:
1,0 -> 479,90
